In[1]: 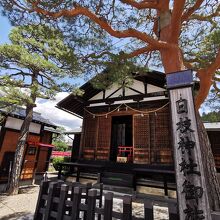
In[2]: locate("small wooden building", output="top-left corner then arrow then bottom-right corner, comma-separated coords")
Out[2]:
0,107 -> 57,182
204,122 -> 220,171
57,71 -> 174,167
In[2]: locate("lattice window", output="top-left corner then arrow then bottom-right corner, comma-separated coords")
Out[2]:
150,107 -> 173,164
96,116 -> 111,160
149,107 -> 171,149
133,114 -> 150,164
81,113 -> 97,159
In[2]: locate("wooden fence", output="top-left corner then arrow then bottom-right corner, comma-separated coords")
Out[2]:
34,180 -> 179,220
52,151 -> 71,157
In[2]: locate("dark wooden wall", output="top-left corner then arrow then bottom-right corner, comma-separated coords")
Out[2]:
71,133 -> 81,162
207,131 -> 220,170
80,113 -> 98,159
80,101 -> 173,165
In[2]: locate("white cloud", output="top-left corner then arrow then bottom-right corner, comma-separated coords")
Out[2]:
35,92 -> 82,131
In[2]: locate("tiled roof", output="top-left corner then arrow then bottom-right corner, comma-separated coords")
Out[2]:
64,128 -> 82,135
204,122 -> 220,131
1,106 -> 56,127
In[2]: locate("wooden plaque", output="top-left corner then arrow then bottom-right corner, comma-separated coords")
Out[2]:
167,70 -> 211,220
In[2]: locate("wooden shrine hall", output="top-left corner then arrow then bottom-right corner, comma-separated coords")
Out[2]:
56,70 -> 177,192
57,68 -> 220,194
57,70 -> 173,166
56,70 -> 220,192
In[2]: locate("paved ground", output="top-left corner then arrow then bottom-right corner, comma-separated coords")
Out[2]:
0,186 -> 39,220
0,173 -> 57,220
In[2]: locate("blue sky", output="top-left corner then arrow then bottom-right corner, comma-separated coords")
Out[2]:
0,14 -> 83,131
0,15 -> 11,43
0,14 -> 208,127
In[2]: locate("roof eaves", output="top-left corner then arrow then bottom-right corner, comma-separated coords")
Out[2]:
55,105 -> 83,119
0,107 -> 56,128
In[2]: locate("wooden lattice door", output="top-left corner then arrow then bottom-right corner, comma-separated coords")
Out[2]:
96,116 -> 111,160
133,114 -> 150,164
81,114 -> 98,160
151,109 -> 173,164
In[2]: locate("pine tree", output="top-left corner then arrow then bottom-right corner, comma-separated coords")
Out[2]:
1,1 -> 220,209
0,24 -> 81,194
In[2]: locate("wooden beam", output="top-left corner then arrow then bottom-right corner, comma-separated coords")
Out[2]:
86,91 -> 167,105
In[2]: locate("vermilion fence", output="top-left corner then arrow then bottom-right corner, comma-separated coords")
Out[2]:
51,151 -> 71,157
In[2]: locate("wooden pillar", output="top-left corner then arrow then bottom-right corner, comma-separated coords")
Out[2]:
79,109 -> 86,159
45,127 -> 54,171
32,124 -> 44,183
0,118 -> 7,152
167,70 -> 211,220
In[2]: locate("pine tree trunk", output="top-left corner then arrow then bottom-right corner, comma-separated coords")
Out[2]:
159,24 -> 220,209
197,112 -> 220,211
7,106 -> 34,195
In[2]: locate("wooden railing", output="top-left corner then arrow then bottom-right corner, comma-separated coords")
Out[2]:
34,180 -> 179,220
57,161 -> 176,196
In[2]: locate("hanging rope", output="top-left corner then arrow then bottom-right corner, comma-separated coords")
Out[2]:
123,102 -> 169,114
84,102 -> 169,117
84,103 -> 124,117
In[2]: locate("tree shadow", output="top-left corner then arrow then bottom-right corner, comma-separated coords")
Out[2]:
0,192 -> 8,203
0,185 -> 39,198
0,183 -> 8,194
18,185 -> 39,194
0,212 -> 33,220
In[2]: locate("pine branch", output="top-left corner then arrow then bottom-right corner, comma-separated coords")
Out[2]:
181,0 -> 204,21
126,45 -> 155,58
121,0 -> 160,9
190,5 -> 220,22
27,2 -> 167,49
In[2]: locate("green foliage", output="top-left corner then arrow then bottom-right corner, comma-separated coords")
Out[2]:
182,22 -> 220,102
0,24 -> 81,108
1,1 -> 219,102
52,140 -> 69,152
52,126 -> 67,142
52,126 -> 69,151
52,156 -> 71,171
202,111 -> 220,122
91,53 -> 148,90
52,157 -> 64,171
190,29 -> 220,69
